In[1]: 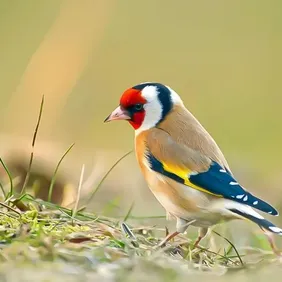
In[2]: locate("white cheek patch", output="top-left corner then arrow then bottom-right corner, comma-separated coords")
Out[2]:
141,85 -> 159,102
135,86 -> 163,135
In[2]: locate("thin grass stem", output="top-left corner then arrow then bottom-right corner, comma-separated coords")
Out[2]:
48,143 -> 75,202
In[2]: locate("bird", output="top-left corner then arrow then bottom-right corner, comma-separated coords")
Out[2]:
104,82 -> 281,253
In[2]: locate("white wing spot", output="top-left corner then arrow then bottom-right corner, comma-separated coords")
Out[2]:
269,226 -> 282,233
230,181 -> 239,185
243,195 -> 248,202
236,194 -> 245,199
219,169 -> 226,173
268,211 -> 273,214
253,201 -> 258,205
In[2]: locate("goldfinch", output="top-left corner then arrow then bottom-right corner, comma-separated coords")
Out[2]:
105,82 -> 281,252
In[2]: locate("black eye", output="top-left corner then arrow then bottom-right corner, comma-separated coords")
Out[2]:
134,104 -> 143,111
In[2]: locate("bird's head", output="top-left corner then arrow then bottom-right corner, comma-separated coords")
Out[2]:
104,83 -> 183,134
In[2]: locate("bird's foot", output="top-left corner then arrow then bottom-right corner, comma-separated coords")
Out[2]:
192,227 -> 208,249
157,231 -> 180,248
262,228 -> 281,256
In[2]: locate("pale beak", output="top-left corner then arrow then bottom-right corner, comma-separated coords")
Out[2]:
104,106 -> 131,122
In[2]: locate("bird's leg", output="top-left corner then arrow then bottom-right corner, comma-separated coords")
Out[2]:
158,218 -> 196,248
158,231 -> 180,247
261,227 -> 281,256
193,227 -> 208,248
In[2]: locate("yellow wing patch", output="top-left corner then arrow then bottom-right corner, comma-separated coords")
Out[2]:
162,162 -> 222,197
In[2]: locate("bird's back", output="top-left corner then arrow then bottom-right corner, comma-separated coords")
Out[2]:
157,105 -> 230,172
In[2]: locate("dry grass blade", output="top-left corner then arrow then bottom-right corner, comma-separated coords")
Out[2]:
72,164 -> 85,218
85,150 -> 133,206
48,143 -> 75,202
21,95 -> 44,195
126,215 -> 166,220
0,201 -> 21,216
121,222 -> 139,247
0,210 -> 19,219
0,158 -> 13,197
121,222 -> 136,239
123,201 -> 135,222
193,244 -> 237,264
213,230 -> 244,265
0,181 -> 6,198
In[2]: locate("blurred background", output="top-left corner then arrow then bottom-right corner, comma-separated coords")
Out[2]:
0,0 -> 281,244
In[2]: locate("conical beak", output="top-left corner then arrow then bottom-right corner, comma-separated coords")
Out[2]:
104,106 -> 131,122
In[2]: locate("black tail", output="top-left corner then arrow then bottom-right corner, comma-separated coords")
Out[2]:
230,209 -> 282,235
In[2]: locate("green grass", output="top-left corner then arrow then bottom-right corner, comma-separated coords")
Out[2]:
0,193 -> 280,282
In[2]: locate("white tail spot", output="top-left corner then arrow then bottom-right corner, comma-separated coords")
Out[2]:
230,181 -> 239,186
269,226 -> 282,233
243,195 -> 248,202
253,201 -> 258,205
219,169 -> 226,173
236,194 -> 245,199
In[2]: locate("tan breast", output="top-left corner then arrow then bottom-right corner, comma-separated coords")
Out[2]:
135,131 -> 202,218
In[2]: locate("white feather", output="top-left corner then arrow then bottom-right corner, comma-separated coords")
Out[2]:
165,85 -> 184,106
269,226 -> 282,233
223,200 -> 264,219
135,86 -> 163,135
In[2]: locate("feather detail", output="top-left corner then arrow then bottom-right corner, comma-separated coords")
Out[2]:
146,149 -> 278,216
189,162 -> 278,216
146,151 -> 221,197
229,208 -> 282,235
189,162 -> 278,215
